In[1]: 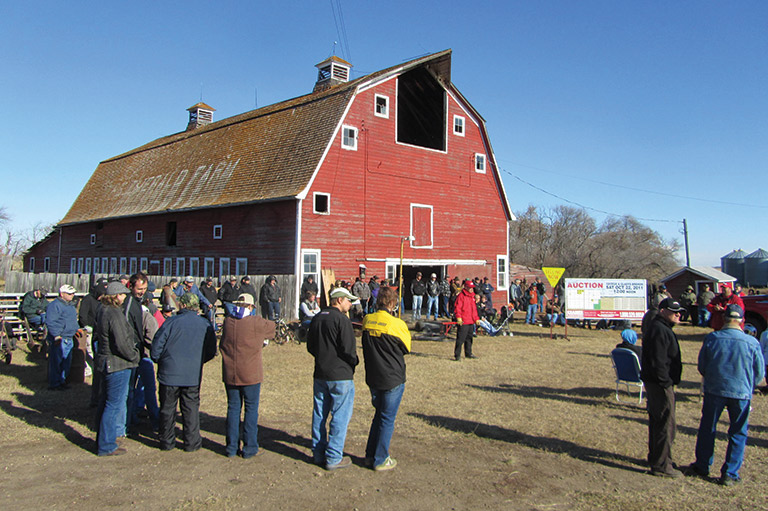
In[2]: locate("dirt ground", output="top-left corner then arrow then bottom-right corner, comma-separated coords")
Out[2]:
2,319 -> 768,510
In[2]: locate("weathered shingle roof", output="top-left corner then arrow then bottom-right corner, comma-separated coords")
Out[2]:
59,50 -> 453,226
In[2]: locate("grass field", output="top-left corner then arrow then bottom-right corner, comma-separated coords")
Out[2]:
1,320 -> 767,510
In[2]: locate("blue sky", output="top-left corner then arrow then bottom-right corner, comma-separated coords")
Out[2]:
2,1 -> 766,267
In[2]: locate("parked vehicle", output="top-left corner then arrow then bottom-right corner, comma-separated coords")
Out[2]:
742,294 -> 768,336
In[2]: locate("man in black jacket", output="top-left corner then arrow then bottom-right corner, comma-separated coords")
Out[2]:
217,276 -> 240,317
641,298 -> 685,478
307,286 -> 359,470
259,276 -> 281,320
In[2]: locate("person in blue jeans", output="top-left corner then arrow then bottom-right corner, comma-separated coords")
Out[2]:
362,286 -> 411,471
683,305 -> 765,486
219,294 -> 275,458
46,284 -> 80,390
94,281 -> 140,456
307,287 -> 359,470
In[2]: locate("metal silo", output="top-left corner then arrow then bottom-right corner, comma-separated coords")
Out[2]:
745,248 -> 768,286
721,249 -> 747,284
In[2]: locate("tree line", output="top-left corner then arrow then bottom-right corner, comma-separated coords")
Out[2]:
509,205 -> 680,284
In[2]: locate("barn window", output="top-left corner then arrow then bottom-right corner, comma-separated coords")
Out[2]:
213,224 -> 222,239
93,257 -> 100,274
129,257 -> 137,274
397,67 -> 446,151
29,257 -> 35,272
140,258 -> 148,273
102,257 -> 108,273
302,250 -> 320,288
497,255 -> 509,291
119,257 -> 127,274
410,204 -> 433,248
375,94 -> 389,118
313,193 -> 330,215
166,221 -> 177,246
78,258 -> 84,274
176,258 -> 185,277
475,153 -> 486,173
85,258 -> 92,274
341,126 -> 357,150
236,258 -> 248,276
90,234 -> 96,245
453,115 -> 465,136
204,257 -> 215,278
136,230 -> 143,243
70,258 -> 76,274
110,257 -> 117,274
44,257 -> 50,273
220,258 -> 230,279
163,258 -> 172,276
189,258 -> 200,277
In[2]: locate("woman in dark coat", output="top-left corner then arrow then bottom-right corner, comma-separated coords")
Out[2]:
95,281 -> 140,456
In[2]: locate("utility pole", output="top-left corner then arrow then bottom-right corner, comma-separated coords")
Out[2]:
683,218 -> 690,267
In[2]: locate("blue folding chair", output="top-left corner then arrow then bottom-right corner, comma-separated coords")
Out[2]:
610,348 -> 644,404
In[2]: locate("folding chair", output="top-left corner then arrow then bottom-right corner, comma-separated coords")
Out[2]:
610,348 -> 644,404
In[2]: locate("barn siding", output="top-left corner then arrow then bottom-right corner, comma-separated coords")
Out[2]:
301,77 -> 510,303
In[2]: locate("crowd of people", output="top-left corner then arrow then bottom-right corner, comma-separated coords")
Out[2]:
14,272 -> 768,484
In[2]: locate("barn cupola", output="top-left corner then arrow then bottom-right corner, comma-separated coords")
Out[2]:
186,102 -> 215,131
313,56 -> 352,93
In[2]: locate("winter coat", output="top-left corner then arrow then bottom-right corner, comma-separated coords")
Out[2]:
220,314 -> 275,386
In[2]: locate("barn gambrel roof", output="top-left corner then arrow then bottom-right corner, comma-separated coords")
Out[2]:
59,50 -> 463,226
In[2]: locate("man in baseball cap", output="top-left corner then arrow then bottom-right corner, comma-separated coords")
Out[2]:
46,283 -> 79,390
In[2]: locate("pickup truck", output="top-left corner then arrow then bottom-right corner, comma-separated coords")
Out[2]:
742,294 -> 768,336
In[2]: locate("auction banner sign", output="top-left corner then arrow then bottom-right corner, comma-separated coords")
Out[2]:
564,278 -> 647,320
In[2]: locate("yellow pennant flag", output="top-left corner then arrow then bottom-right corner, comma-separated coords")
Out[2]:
542,267 -> 565,287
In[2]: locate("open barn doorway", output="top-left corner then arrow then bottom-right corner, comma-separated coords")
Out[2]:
395,264 -> 446,312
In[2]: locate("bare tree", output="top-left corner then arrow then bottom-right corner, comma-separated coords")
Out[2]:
509,205 -> 680,283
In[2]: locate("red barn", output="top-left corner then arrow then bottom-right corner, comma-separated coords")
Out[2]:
25,50 -> 514,312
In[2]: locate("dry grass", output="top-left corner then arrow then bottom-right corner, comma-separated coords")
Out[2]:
2,321 -> 768,510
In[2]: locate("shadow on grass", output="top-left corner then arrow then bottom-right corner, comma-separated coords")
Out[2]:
468,383 -> 617,406
195,411 -> 314,463
409,412 -> 647,473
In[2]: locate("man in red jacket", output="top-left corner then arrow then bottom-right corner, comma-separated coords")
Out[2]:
453,280 -> 481,361
707,285 -> 744,331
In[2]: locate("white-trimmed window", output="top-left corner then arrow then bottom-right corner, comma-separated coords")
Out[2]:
453,115 -> 465,136
85,258 -> 92,274
213,224 -> 222,239
189,258 -> 200,277
43,257 -> 50,273
163,258 -> 173,276
93,257 -> 100,274
110,257 -> 117,274
176,258 -> 185,277
90,234 -> 96,245
140,257 -> 148,273
410,204 -> 434,249
136,230 -> 143,243
119,257 -> 127,274
102,257 -> 109,273
78,258 -> 84,274
301,250 -> 320,288
29,257 -> 35,272
497,255 -> 509,291
474,153 -> 486,173
313,192 -> 330,215
129,257 -> 137,274
386,263 -> 397,283
70,258 -> 76,274
341,125 -> 357,150
375,94 -> 389,118
204,257 -> 215,278
235,258 -> 248,276
220,258 -> 231,279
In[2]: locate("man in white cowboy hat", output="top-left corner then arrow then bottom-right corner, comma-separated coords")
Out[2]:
307,286 -> 359,470
46,284 -> 79,390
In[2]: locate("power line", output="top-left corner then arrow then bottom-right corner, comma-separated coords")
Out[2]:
503,170 -> 680,224
500,158 -> 768,209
